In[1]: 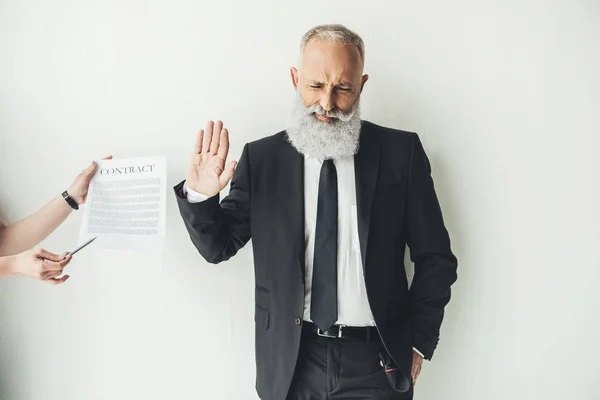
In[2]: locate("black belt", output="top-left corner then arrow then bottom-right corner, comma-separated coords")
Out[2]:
303,321 -> 379,342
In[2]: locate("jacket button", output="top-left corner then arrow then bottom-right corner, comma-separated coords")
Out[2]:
295,317 -> 302,326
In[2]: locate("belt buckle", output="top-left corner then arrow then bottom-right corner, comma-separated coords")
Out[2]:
316,327 -> 337,338
316,325 -> 347,339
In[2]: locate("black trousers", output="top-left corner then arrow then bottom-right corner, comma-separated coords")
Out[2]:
286,324 -> 413,400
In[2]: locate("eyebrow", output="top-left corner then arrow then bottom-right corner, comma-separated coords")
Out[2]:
307,81 -> 354,87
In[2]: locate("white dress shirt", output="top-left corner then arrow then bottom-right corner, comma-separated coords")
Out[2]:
301,156 -> 375,327
183,155 -> 423,357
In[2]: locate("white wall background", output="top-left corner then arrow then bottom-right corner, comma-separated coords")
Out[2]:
1,0 -> 599,399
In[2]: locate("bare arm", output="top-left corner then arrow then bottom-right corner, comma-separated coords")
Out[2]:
0,196 -> 73,256
0,157 -> 111,257
0,253 -> 15,279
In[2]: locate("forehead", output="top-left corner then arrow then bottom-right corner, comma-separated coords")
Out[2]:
300,39 -> 363,82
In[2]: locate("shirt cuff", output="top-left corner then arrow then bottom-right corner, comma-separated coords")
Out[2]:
413,347 -> 425,358
183,182 -> 210,203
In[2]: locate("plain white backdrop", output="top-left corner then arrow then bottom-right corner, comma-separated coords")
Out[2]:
1,0 -> 599,399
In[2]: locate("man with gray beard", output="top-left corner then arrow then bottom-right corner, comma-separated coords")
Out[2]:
286,91 -> 362,160
175,24 -> 457,400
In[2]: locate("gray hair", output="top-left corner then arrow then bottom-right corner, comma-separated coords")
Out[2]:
299,24 -> 365,62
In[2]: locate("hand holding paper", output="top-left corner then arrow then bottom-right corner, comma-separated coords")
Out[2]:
67,156 -> 113,205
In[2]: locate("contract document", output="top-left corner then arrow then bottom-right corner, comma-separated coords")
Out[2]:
78,156 -> 167,251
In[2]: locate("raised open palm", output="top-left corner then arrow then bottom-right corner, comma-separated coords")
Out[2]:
186,120 -> 237,197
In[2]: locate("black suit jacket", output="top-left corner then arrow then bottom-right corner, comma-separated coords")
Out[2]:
175,120 -> 457,400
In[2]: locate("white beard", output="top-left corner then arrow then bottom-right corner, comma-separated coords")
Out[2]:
286,91 -> 362,160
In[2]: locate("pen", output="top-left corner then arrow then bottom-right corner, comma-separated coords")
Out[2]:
67,236 -> 97,256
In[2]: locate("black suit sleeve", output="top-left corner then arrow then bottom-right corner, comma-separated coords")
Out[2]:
406,134 -> 458,360
174,144 -> 251,264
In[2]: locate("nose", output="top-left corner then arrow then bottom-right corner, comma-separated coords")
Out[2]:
320,88 -> 335,112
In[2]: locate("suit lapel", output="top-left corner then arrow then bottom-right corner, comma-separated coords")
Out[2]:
276,135 -> 306,280
354,124 -> 381,270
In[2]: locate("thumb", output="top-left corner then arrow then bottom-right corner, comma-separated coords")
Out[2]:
83,161 -> 97,177
36,249 -> 62,262
77,161 -> 97,186
218,160 -> 237,187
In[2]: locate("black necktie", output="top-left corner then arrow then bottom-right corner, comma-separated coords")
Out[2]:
310,159 -> 338,332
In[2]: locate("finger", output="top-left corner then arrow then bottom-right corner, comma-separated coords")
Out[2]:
57,255 -> 72,268
203,121 -> 214,153
102,155 -> 113,160
37,249 -> 62,262
194,154 -> 203,167
217,128 -> 230,160
46,275 -> 69,285
42,269 -> 63,279
194,129 -> 204,154
218,160 -> 237,187
210,120 -> 223,155
43,255 -> 72,270
59,252 -> 69,260
42,260 -> 65,271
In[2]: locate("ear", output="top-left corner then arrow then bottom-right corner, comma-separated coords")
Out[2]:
290,67 -> 299,90
360,74 -> 369,93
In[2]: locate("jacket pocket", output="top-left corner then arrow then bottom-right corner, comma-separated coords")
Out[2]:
255,284 -> 270,311
255,284 -> 271,330
255,307 -> 270,330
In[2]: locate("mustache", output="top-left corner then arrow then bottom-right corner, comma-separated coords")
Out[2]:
303,102 -> 357,123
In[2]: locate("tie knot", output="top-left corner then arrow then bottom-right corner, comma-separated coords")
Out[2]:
320,159 -> 337,183
322,159 -> 336,172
